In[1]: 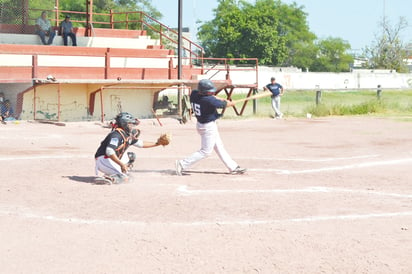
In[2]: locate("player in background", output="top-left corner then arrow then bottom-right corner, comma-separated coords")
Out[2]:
175,79 -> 246,176
263,76 -> 284,119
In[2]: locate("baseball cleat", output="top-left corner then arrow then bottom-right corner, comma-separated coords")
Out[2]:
104,175 -> 116,184
95,176 -> 113,185
103,174 -> 128,184
230,166 -> 246,175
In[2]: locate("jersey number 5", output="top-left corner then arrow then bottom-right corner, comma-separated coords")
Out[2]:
191,103 -> 201,116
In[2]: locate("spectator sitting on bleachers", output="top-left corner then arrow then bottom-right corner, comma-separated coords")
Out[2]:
35,11 -> 56,45
60,15 -> 77,46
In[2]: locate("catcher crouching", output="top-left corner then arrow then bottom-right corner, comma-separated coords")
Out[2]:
95,112 -> 170,184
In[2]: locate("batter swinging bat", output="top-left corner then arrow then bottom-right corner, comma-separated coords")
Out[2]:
231,91 -> 272,104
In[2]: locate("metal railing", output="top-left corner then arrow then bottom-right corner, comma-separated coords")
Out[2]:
2,6 -> 205,63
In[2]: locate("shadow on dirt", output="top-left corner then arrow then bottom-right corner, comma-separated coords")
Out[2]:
63,175 -> 108,185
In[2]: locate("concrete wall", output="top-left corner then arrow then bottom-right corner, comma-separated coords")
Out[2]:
18,83 -> 158,121
231,67 -> 412,91
20,84 -> 91,121
91,87 -> 156,121
197,66 -> 412,91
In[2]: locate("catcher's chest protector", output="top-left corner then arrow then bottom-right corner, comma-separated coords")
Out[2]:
114,128 -> 131,159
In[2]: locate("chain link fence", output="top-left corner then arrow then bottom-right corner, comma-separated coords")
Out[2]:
0,0 -> 60,34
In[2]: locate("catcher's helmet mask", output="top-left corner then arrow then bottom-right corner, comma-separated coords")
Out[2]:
115,112 -> 139,134
198,79 -> 217,96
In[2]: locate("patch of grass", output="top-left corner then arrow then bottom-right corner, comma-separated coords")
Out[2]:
165,89 -> 412,119
233,89 -> 412,118
306,100 -> 386,116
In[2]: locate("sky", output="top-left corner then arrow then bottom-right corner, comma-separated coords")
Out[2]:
149,0 -> 412,53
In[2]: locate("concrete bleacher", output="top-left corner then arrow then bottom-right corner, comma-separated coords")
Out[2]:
0,32 -> 161,49
0,23 -> 200,83
0,23 -> 162,49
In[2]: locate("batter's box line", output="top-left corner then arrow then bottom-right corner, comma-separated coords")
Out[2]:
0,154 -> 380,163
212,211 -> 412,225
251,157 -> 412,175
131,154 -> 380,162
243,154 -> 380,162
177,185 -> 412,199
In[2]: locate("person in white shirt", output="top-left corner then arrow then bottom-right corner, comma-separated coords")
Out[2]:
35,11 -> 56,45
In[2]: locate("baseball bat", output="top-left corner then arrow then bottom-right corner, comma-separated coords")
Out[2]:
231,91 -> 272,104
151,108 -> 163,126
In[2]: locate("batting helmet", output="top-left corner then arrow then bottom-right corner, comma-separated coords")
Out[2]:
198,79 -> 217,95
115,112 -> 138,133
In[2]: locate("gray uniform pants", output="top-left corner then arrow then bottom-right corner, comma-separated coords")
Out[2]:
271,95 -> 282,117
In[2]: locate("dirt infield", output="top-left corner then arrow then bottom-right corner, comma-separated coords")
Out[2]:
1,116 -> 411,273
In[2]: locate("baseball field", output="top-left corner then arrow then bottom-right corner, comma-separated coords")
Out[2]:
1,115 -> 411,273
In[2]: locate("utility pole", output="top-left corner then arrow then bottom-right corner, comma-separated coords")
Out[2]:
178,0 -> 182,80
177,0 -> 183,116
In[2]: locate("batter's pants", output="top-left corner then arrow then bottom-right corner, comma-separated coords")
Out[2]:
180,120 -> 238,172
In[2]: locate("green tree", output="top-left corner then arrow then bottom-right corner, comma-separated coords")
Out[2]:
197,0 -> 316,67
291,40 -> 318,71
310,37 -> 353,72
274,1 -> 317,67
364,16 -> 408,72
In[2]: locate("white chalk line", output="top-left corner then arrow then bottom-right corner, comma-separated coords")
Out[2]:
177,185 -> 412,198
123,154 -> 380,162
0,154 -> 379,162
1,154 -> 400,176
2,185 -> 411,226
1,207 -> 411,227
251,158 -> 412,174
243,154 -> 380,162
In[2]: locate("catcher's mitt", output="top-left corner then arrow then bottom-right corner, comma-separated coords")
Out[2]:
156,133 -> 171,146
